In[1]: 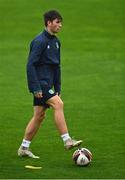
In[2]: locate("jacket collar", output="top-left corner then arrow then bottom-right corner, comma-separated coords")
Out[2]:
43,29 -> 55,39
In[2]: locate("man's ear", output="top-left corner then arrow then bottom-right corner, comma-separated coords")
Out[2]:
47,20 -> 52,26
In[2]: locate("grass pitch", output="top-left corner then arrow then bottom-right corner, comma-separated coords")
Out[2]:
0,0 -> 125,179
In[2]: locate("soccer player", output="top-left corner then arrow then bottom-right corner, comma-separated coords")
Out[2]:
18,10 -> 82,158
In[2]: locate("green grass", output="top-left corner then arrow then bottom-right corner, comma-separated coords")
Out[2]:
0,0 -> 125,179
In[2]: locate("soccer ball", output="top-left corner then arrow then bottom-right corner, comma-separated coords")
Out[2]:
72,148 -> 92,166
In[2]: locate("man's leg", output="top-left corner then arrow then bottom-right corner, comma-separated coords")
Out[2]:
18,106 -> 46,158
24,106 -> 46,141
47,95 -> 82,149
47,95 -> 68,135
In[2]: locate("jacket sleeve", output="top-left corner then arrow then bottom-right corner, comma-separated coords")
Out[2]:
27,40 -> 45,93
53,65 -> 61,95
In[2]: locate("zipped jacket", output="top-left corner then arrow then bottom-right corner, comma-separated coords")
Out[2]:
27,30 -> 61,94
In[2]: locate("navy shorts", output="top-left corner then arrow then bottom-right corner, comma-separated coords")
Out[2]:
33,87 -> 56,107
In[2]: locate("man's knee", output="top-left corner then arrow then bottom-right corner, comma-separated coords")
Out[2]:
55,100 -> 63,110
47,96 -> 64,110
34,108 -> 46,121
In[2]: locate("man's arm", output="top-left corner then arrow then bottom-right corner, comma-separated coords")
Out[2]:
54,65 -> 61,95
27,40 -> 45,95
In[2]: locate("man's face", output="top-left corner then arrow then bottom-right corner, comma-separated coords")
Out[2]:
47,18 -> 62,34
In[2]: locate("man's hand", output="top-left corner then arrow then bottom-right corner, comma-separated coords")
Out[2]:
34,91 -> 43,98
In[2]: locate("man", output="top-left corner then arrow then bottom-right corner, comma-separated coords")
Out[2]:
18,10 -> 82,158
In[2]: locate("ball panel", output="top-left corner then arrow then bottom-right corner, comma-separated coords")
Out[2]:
81,148 -> 92,161
72,149 -> 81,163
77,154 -> 89,166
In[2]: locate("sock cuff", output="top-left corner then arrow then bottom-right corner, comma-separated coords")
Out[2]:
61,133 -> 71,142
21,139 -> 31,148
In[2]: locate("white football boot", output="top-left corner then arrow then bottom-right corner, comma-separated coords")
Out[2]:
64,138 -> 83,150
18,146 -> 39,159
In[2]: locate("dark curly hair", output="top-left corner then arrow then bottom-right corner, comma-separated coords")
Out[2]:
43,10 -> 63,26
